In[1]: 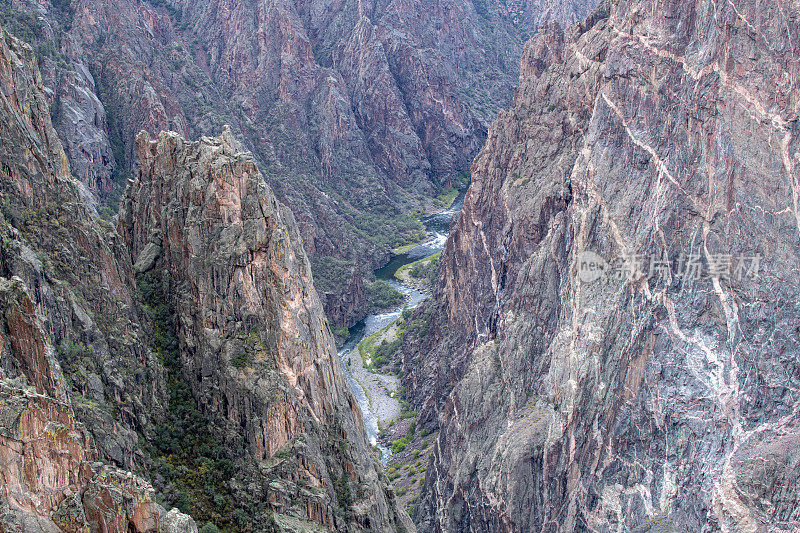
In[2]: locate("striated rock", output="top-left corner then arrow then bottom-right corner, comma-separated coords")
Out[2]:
0,15 -> 417,532
46,56 -> 116,195
118,127 -> 412,530
0,18 -> 414,531
324,269 -> 367,332
0,24 -> 167,467
404,0 -> 800,531
0,279 -> 65,400
0,374 -> 91,518
0,27 -> 198,533
0,283 -> 196,533
80,464 -> 161,533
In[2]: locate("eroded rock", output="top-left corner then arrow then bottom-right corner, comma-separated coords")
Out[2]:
117,127 -> 412,530
404,0 -> 800,530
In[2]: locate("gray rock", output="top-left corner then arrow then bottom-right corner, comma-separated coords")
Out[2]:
117,129 -> 411,530
158,508 -> 198,533
12,0 -> 598,329
133,242 -> 161,273
86,372 -> 105,402
403,0 -> 800,530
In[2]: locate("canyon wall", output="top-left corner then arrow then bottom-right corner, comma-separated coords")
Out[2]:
403,0 -> 800,530
0,23 -> 409,532
3,0 -> 597,327
0,26 -> 195,533
117,127 -> 411,531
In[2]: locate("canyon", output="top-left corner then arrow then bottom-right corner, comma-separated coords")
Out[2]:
2,0 -> 799,531
0,26 -> 196,532
2,0 -> 596,329
0,24 -> 408,531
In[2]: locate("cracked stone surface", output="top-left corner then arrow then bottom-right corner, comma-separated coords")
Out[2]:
401,0 -> 800,530
0,24 -> 408,532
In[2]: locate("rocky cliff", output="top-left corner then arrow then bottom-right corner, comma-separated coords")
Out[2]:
0,26 -> 195,532
117,128 -> 411,531
403,0 -> 800,530
3,0 -> 597,327
0,22 -> 409,532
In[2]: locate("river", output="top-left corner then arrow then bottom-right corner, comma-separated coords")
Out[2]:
337,192 -> 465,462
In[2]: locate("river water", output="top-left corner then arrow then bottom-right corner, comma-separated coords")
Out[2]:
337,192 -> 465,461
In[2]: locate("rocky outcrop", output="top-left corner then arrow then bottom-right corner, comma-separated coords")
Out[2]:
324,269 -> 367,332
0,281 -> 196,533
117,128 -> 411,531
0,22 -> 169,468
7,0 -> 597,327
404,0 -> 800,531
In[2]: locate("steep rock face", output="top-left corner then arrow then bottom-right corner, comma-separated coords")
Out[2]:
1,21 -> 409,531
324,269 -> 367,332
404,0 -> 800,531
0,23 -> 169,469
0,25 -> 197,533
0,280 -> 197,533
117,128 -> 411,531
7,0 -> 597,327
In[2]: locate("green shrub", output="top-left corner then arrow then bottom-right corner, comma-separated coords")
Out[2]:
229,352 -> 252,369
409,254 -> 440,285
374,337 -> 402,362
453,171 -> 471,191
135,272 -> 239,529
310,256 -> 356,295
434,187 -> 459,207
332,326 -> 350,339
405,303 -> 434,339
391,437 -> 409,454
0,1 -> 44,45
350,212 -> 425,252
366,280 -> 405,312
333,471 -> 354,521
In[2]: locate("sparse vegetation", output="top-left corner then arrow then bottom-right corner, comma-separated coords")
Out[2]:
136,271 -> 241,531
310,256 -> 356,295
390,419 -> 417,453
0,1 -> 44,45
434,187 -> 459,208
396,252 -> 440,287
229,352 -> 252,369
357,314 -> 408,371
144,0 -> 183,21
404,301 -> 435,340
332,326 -> 350,339
350,212 -> 426,253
